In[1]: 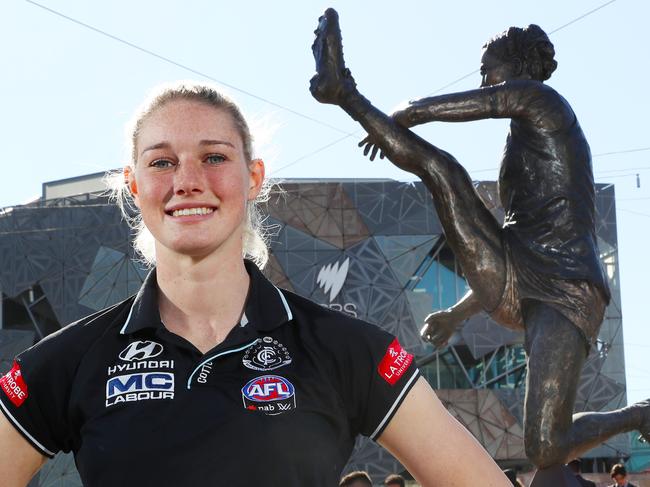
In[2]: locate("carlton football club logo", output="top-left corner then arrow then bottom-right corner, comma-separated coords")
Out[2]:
241,375 -> 296,415
242,337 -> 292,371
119,341 -> 164,362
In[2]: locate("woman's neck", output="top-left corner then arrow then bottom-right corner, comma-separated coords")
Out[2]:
154,247 -> 251,353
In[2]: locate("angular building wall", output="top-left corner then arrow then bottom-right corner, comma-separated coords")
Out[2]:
0,179 -> 630,483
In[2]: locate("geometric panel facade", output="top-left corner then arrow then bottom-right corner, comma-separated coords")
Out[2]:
461,312 -> 523,360
437,389 -> 526,461
0,179 -> 629,481
34,452 -> 82,487
78,246 -> 147,312
0,330 -> 36,374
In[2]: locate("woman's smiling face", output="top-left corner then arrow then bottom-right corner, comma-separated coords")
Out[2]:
130,99 -> 264,261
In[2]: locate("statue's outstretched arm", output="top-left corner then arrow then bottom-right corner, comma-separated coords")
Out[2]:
395,81 -> 566,129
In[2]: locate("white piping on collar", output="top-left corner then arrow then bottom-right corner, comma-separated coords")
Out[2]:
240,312 -> 249,327
186,340 -> 258,389
119,298 -> 138,335
274,286 -> 293,322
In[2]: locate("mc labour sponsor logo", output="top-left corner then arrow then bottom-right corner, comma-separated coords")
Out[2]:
317,257 -> 350,302
119,341 -> 164,362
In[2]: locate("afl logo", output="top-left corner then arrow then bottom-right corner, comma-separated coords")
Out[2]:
242,337 -> 292,371
241,375 -> 296,415
119,341 -> 164,362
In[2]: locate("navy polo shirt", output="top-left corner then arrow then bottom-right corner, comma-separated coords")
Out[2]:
0,261 -> 420,486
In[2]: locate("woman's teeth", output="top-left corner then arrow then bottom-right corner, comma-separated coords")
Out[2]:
171,207 -> 214,217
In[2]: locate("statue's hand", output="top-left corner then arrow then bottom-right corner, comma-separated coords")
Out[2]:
358,136 -> 385,161
420,309 -> 459,348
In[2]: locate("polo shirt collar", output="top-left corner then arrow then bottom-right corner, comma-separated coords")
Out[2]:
119,260 -> 292,335
242,259 -> 293,331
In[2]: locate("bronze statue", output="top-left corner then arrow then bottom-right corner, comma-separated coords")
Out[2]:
310,7 -> 649,472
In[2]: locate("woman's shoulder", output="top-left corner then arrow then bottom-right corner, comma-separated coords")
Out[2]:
20,297 -> 134,363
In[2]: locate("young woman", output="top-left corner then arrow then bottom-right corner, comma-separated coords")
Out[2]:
0,82 -> 509,486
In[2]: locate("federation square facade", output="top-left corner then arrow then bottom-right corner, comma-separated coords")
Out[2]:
0,175 -> 633,484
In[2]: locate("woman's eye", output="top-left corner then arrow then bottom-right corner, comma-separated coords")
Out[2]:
150,159 -> 174,168
205,154 -> 226,165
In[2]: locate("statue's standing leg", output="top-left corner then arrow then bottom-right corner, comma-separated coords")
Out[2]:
524,301 -> 650,467
310,9 -> 505,315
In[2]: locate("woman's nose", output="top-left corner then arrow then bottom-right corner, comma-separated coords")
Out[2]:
174,160 -> 204,195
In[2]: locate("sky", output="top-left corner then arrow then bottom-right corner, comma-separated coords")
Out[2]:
2,0 -> 649,404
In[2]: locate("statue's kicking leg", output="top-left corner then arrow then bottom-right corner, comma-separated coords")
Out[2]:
310,9 -> 504,345
523,301 -> 650,467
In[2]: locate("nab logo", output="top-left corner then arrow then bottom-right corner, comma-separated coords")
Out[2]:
317,257 -> 350,302
119,341 -> 163,361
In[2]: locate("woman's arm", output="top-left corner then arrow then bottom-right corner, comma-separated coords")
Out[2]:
0,413 -> 46,487
378,377 -> 510,486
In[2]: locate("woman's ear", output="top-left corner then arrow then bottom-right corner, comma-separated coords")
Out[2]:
248,159 -> 265,200
124,166 -> 140,206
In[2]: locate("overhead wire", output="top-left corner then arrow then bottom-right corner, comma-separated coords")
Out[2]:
425,0 -> 618,97
24,0 -> 354,137
468,148 -> 650,176
27,0 -> 624,175
274,0 -> 622,174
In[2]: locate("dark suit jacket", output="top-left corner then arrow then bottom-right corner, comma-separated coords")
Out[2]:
575,474 -> 596,487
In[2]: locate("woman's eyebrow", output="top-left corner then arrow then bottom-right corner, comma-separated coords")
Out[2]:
199,139 -> 235,148
140,139 -> 235,156
141,142 -> 170,156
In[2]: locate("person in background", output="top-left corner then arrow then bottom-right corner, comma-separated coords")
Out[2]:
503,469 -> 524,487
567,459 -> 596,487
340,470 -> 373,487
609,464 -> 637,487
384,473 -> 406,487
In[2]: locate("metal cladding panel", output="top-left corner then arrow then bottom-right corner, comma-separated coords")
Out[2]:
595,184 -> 617,249
0,330 -> 36,373
268,182 -> 369,248
341,181 -> 441,236
461,312 -> 523,360
37,452 -> 82,487
78,246 -> 148,312
0,180 -> 629,479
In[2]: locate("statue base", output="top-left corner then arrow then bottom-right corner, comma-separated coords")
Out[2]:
530,465 -> 581,487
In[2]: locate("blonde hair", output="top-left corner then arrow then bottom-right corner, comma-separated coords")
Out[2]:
108,81 -> 271,268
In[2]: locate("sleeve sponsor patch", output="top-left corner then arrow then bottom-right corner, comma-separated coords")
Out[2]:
377,338 -> 413,386
0,361 -> 29,407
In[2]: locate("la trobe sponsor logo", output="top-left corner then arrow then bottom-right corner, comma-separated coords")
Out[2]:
378,338 -> 413,386
0,361 -> 28,407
